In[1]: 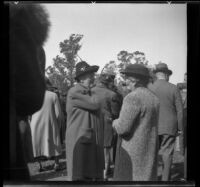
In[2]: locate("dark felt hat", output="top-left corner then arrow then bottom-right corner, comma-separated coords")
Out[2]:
75,61 -> 99,80
153,63 -> 172,75
120,63 -> 150,79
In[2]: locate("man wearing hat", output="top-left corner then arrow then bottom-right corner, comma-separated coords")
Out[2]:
91,72 -> 121,180
112,63 -> 160,181
65,61 -> 105,181
149,63 -> 183,181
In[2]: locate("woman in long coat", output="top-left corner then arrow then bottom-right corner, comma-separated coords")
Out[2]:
112,64 -> 160,181
65,61 -> 104,181
30,78 -> 63,171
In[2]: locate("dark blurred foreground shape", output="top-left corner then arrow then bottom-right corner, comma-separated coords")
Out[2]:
7,3 -> 50,180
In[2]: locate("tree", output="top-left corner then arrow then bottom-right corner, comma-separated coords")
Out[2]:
45,34 -> 83,94
132,51 -> 149,65
101,60 -> 117,75
117,50 -> 133,71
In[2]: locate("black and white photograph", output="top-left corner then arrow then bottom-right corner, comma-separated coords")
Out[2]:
5,1 -> 198,185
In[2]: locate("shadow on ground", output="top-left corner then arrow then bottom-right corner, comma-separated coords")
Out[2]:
30,160 -> 67,181
29,149 -> 184,181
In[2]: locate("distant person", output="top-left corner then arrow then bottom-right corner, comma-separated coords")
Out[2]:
59,93 -> 67,145
91,73 -> 120,180
177,72 -> 187,180
113,64 -> 160,181
30,78 -> 63,171
149,63 -> 183,181
65,61 -> 104,181
8,3 -> 50,180
107,75 -> 123,166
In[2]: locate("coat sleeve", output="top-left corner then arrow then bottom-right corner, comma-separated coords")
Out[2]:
175,88 -> 184,132
69,91 -> 100,111
112,94 -> 141,136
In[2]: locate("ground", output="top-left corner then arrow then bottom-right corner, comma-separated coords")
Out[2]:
28,144 -> 184,181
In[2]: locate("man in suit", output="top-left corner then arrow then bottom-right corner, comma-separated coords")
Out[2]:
92,73 -> 121,180
149,63 -> 183,181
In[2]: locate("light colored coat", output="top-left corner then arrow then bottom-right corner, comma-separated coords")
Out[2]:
30,90 -> 63,158
65,83 -> 105,180
113,87 -> 160,181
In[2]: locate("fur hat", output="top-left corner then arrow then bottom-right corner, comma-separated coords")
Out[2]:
9,4 -> 50,46
75,61 -> 99,80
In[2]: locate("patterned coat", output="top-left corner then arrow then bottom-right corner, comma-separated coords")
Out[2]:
65,83 -> 105,180
92,84 -> 120,147
113,87 -> 160,181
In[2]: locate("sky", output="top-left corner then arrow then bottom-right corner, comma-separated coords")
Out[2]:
42,3 -> 187,85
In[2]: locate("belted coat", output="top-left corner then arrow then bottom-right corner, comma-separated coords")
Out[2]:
65,83 -> 105,180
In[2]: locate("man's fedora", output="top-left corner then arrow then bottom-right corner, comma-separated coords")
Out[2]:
153,63 -> 172,75
120,63 -> 150,79
75,61 -> 99,80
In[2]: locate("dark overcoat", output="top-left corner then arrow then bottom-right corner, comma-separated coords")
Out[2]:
148,79 -> 183,135
65,83 -> 105,180
113,87 -> 160,181
92,84 -> 120,147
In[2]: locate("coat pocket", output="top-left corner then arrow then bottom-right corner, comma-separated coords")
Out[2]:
80,128 -> 95,144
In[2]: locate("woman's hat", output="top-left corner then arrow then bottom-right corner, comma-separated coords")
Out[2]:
120,63 -> 150,79
153,63 -> 172,75
75,61 -> 99,80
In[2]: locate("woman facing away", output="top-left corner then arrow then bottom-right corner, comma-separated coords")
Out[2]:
30,78 -> 64,171
112,63 -> 160,181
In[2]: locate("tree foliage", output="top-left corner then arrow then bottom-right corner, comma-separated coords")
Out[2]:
117,50 -> 149,70
46,34 -> 83,94
115,50 -> 152,87
133,51 -> 148,65
101,60 -> 117,75
117,50 -> 133,71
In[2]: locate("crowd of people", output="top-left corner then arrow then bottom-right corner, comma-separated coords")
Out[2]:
7,3 -> 187,182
